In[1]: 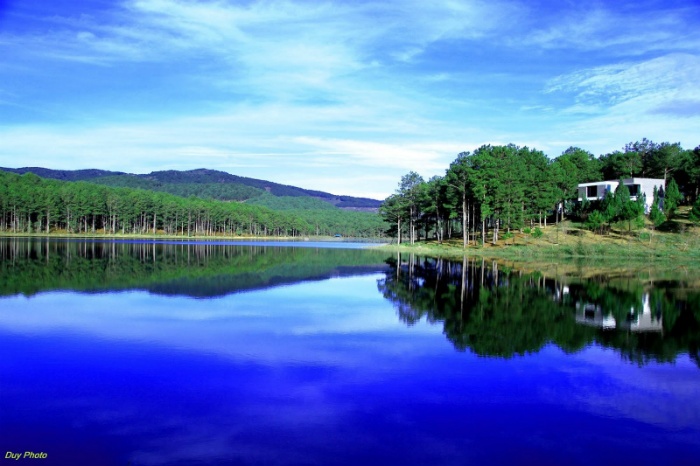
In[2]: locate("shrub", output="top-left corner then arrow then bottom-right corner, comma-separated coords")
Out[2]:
690,198 -> 700,224
649,202 -> 665,227
665,179 -> 681,219
586,210 -> 606,234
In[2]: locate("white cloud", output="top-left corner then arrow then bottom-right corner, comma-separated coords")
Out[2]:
292,137 -> 455,171
3,0 -> 510,69
2,0 -> 700,192
0,116 -> 466,197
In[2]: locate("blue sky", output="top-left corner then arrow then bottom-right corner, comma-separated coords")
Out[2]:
1,0 -> 699,199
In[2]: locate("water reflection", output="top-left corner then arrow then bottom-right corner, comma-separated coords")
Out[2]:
575,293 -> 663,332
378,253 -> 700,367
2,240 -> 700,464
2,238 -> 699,368
0,237 -> 390,297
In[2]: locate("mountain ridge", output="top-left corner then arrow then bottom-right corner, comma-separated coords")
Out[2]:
0,166 -> 381,211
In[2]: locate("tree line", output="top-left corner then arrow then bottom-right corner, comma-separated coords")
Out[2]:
381,140 -> 700,244
0,171 -> 387,238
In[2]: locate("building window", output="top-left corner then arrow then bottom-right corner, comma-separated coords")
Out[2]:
628,184 -> 639,196
586,186 -> 598,198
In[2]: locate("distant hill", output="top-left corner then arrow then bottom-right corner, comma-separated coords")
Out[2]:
0,167 -> 381,211
1,167 -> 125,181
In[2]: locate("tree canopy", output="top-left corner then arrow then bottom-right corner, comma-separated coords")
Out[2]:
380,139 -> 699,244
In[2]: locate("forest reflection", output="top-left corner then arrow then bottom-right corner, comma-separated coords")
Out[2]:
0,238 -> 389,297
378,253 -> 700,367
3,238 -> 698,368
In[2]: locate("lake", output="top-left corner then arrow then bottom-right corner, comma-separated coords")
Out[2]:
1,238 -> 699,466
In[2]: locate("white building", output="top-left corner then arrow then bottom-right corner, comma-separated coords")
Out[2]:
577,178 -> 664,212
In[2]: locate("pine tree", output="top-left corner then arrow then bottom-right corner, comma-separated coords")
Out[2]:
664,178 -> 681,219
648,186 -> 665,228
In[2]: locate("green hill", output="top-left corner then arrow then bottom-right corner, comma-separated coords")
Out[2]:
0,167 -> 381,211
0,170 -> 387,238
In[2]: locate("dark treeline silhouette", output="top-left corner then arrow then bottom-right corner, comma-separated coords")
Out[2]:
0,171 -> 387,238
378,253 -> 700,366
0,238 -> 390,298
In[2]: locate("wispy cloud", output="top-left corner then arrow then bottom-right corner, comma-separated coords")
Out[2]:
650,99 -> 700,118
1,0 -> 699,195
547,54 -> 700,104
5,0 -> 507,66
524,4 -> 700,54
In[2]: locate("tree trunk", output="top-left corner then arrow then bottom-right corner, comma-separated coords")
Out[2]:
462,193 -> 467,248
397,218 -> 401,245
481,217 -> 486,246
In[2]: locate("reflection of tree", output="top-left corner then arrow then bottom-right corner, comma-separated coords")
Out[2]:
378,254 -> 700,367
0,238 -> 390,297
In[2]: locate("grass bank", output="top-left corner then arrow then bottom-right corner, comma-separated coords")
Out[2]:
381,213 -> 700,269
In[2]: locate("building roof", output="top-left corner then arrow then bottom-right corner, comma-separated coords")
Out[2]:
578,181 -> 615,187
577,178 -> 664,187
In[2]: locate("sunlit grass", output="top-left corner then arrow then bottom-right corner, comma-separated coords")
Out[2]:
383,207 -> 700,267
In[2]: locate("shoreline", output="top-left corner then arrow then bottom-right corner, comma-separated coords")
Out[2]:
376,222 -> 700,267
3,226 -> 699,267
0,232 -> 387,243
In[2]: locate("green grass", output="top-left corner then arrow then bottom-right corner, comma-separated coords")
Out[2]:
380,209 -> 700,267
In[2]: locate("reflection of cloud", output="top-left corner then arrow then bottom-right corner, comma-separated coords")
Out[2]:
557,347 -> 700,429
0,275 -> 441,368
0,271 -> 472,465
3,288 -> 700,464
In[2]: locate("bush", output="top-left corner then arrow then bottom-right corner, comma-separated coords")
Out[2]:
649,202 -> 665,227
586,210 -> 606,234
532,227 -> 543,239
690,198 -> 700,224
664,179 -> 681,219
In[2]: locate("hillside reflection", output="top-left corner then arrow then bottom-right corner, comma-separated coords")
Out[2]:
378,253 -> 700,367
0,238 -> 389,297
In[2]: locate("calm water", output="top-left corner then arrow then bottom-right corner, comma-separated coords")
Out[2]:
1,238 -> 699,466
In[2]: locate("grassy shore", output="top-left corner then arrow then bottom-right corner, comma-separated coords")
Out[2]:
2,213 -> 698,268
381,209 -> 700,268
